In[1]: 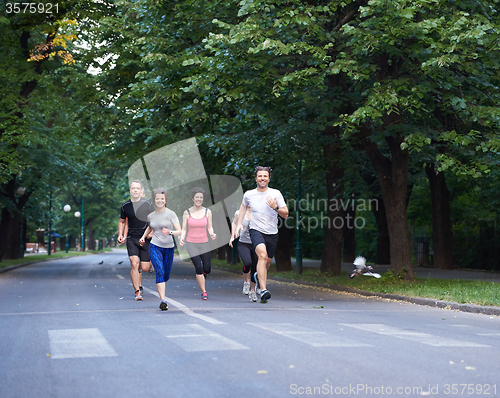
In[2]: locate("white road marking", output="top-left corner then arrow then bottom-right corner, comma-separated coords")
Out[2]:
153,323 -> 248,352
340,323 -> 490,347
249,323 -> 371,347
477,333 -> 500,336
144,287 -> 224,325
48,328 -> 118,359
117,274 -> 125,279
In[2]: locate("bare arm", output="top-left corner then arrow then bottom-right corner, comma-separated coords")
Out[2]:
117,218 -> 127,244
266,196 -> 289,219
207,209 -> 216,240
179,210 -> 189,246
139,225 -> 152,245
236,202 -> 247,233
229,210 -> 239,248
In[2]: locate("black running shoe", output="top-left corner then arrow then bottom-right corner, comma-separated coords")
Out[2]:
139,286 -> 144,296
260,289 -> 271,303
159,300 -> 168,311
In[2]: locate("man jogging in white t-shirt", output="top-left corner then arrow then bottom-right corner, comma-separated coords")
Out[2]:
236,166 -> 289,303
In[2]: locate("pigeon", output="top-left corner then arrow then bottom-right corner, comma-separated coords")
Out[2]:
98,260 -> 104,264
349,256 -> 381,279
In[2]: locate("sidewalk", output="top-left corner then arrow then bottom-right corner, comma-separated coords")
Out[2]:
273,258 -> 500,283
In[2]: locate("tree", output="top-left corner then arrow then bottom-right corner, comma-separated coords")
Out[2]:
0,1 -> 115,259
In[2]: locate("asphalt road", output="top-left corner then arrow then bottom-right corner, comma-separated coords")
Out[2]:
0,251 -> 499,398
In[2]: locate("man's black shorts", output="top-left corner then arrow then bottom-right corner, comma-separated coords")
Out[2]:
249,229 -> 279,259
126,237 -> 151,262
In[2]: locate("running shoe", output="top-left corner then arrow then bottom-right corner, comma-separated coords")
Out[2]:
260,289 -> 271,303
201,292 -> 208,300
249,291 -> 257,302
159,300 -> 168,311
149,265 -> 154,274
242,281 -> 251,295
135,290 -> 143,301
139,286 -> 144,296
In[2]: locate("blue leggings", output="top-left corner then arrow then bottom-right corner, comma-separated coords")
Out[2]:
149,243 -> 174,284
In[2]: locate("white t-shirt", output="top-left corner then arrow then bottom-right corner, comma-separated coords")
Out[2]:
242,187 -> 286,235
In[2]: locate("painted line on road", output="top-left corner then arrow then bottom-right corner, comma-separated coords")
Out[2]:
340,323 -> 490,347
48,328 -> 118,359
152,323 -> 248,352
477,333 -> 500,336
117,274 -> 125,279
144,287 -> 225,325
249,323 -> 371,347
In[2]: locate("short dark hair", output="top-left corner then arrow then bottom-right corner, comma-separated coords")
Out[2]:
190,187 -> 205,199
151,187 -> 168,204
254,166 -> 272,178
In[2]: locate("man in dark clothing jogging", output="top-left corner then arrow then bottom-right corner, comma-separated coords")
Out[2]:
117,180 -> 155,300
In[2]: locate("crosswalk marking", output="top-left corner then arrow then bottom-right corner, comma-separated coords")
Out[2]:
249,323 -> 371,347
340,323 -> 490,347
48,328 -> 118,359
144,287 -> 225,325
152,324 -> 249,352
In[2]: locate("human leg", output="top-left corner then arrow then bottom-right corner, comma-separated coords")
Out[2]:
238,242 -> 253,294
254,243 -> 269,291
186,242 -> 206,294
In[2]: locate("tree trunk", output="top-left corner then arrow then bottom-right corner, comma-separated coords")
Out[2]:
372,195 -> 391,264
342,205 -> 356,263
360,128 -> 414,280
87,219 -> 96,250
218,245 -> 226,261
425,164 -> 454,270
275,219 -> 293,272
320,138 -> 344,275
0,177 -> 32,260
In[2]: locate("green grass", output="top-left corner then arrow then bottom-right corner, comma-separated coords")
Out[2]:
0,248 -> 112,270
211,259 -> 500,307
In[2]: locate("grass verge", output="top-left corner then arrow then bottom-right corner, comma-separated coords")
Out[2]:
211,259 -> 500,307
0,248 -> 112,270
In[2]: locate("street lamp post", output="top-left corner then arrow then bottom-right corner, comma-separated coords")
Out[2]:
80,197 -> 84,251
48,193 -> 52,256
63,204 -> 71,253
74,211 -> 81,251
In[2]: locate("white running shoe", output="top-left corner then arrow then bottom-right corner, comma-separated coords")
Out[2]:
249,291 -> 257,302
242,281 -> 251,295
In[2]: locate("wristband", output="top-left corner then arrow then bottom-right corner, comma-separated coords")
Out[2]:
274,206 -> 279,212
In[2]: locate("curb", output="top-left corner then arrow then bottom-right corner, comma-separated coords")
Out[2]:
214,266 -> 500,316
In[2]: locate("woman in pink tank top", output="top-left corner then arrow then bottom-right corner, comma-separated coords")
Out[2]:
180,187 -> 216,300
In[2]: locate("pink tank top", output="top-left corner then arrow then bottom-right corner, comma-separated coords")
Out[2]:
186,209 -> 208,243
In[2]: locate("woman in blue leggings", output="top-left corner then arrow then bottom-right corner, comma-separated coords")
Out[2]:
140,188 -> 181,311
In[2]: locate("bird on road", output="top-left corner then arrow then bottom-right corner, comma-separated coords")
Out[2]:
349,256 -> 381,279
98,260 -> 104,264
